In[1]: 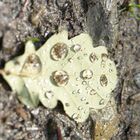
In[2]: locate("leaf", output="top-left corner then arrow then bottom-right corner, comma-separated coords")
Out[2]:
2,30 -> 117,122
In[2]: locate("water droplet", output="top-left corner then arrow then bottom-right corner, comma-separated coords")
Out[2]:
21,54 -> 42,76
50,43 -> 68,61
76,77 -> 80,81
101,53 -> 108,61
81,97 -> 86,101
82,81 -> 87,85
72,44 -> 81,52
81,69 -> 93,79
99,99 -> 105,105
77,89 -> 82,94
52,70 -> 69,87
83,53 -> 88,56
89,53 -> 98,63
88,89 -> 97,95
77,56 -> 82,60
68,58 -> 73,63
72,91 -> 76,94
109,63 -> 112,66
100,74 -> 108,87
72,113 -> 79,119
78,106 -> 83,110
45,91 -> 53,99
101,61 -> 106,68
109,69 -> 113,72
65,103 -> 70,107
84,110 -> 87,114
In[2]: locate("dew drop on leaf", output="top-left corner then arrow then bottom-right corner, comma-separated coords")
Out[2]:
81,97 -> 86,101
89,52 -> 98,63
71,44 -> 81,52
100,74 -> 108,87
52,70 -> 69,86
78,106 -> 83,110
72,113 -> 79,119
101,61 -> 106,68
101,53 -> 108,61
76,77 -> 80,81
82,81 -> 87,85
65,103 -> 70,107
99,99 -> 105,105
45,91 -> 54,99
68,58 -> 73,63
88,89 -> 97,95
21,54 -> 42,76
50,43 -> 68,61
72,91 -> 76,94
81,69 -> 93,79
109,69 -> 113,72
77,89 -> 82,94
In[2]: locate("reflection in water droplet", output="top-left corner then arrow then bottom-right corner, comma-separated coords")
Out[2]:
21,54 -> 42,76
72,44 -> 81,52
81,69 -> 93,79
45,91 -> 53,99
52,70 -> 69,87
50,43 -> 68,61
72,113 -> 79,119
100,74 -> 108,87
89,52 -> 98,63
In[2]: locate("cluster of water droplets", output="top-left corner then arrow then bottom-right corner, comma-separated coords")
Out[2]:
49,42 -> 111,111
39,39 -> 116,122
